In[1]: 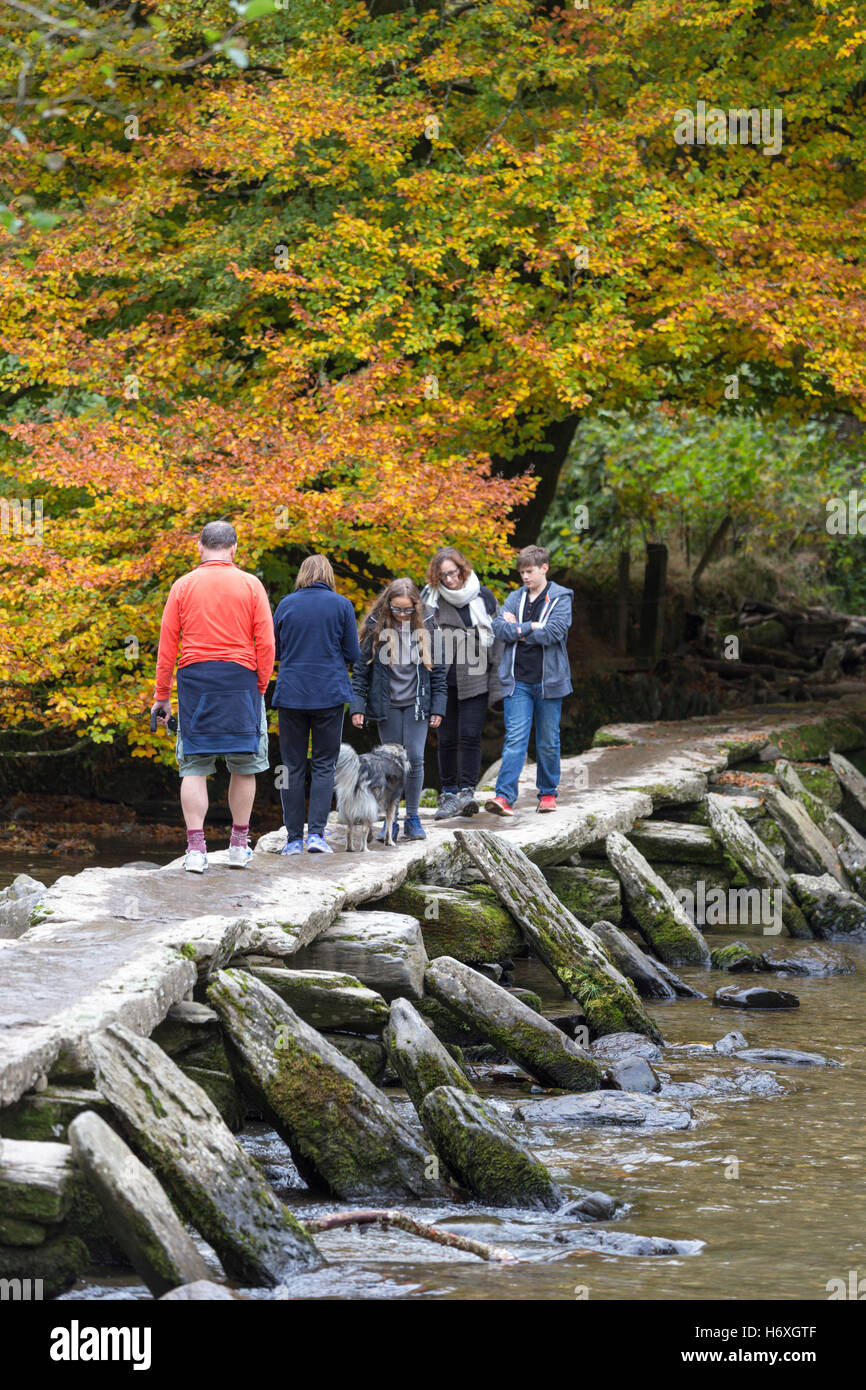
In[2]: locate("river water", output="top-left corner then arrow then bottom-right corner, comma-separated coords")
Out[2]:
7,850 -> 863,1303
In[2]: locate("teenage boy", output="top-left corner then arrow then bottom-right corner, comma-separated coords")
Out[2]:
484,545 -> 573,816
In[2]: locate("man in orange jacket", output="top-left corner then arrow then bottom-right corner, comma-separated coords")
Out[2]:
151,521 -> 275,873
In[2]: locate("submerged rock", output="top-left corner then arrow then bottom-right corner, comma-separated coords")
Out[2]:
659,1070 -> 784,1101
68,1110 -> 210,1297
383,997 -> 475,1111
605,831 -> 711,968
453,829 -> 662,1042
419,1085 -> 563,1210
603,1056 -> 661,1094
587,919 -> 676,1001
514,1091 -> 694,1130
208,968 -> 450,1202
589,1032 -> 664,1065
714,984 -> 800,1010
425,956 -> 603,1091
733,1047 -> 840,1068
90,1022 -> 321,1286
789,873 -> 866,940
710,942 -> 766,973
761,943 -> 853,976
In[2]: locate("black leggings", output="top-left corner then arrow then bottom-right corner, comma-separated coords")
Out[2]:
277,704 -> 344,840
437,687 -> 488,793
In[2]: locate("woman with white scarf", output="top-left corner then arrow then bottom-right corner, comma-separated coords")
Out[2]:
421,547 -> 503,819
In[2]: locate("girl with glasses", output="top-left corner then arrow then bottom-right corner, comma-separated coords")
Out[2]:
420,547 -> 503,820
349,577 -> 446,841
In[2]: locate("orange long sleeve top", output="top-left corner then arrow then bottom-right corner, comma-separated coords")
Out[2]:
154,561 -> 275,701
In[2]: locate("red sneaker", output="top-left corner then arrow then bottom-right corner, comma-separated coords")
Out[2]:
484,795 -> 514,817
537,795 -> 557,813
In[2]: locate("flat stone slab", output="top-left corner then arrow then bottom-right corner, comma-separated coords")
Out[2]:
68,1110 -> 210,1297
241,967 -> 389,1034
383,998 -> 475,1111
90,1022 -> 321,1285
3,701 -> 863,1108
513,1092 -> 694,1130
0,1137 -> 79,1222
286,912 -> 428,1001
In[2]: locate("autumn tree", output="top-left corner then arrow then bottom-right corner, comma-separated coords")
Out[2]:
0,0 -> 863,755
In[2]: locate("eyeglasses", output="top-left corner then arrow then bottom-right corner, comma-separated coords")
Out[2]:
440,568 -> 460,580
389,603 -> 414,616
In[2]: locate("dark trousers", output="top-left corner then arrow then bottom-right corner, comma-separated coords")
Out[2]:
437,687 -> 488,793
277,704 -> 344,839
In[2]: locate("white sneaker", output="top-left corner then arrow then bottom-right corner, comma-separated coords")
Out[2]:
228,843 -> 252,869
184,849 -> 207,873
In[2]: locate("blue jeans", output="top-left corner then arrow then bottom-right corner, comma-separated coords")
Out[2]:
376,704 -> 428,817
495,682 -> 562,805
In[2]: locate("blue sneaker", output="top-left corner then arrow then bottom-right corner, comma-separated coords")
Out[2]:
281,837 -> 304,855
402,813 -> 426,841
306,833 -> 333,854
376,818 -> 399,844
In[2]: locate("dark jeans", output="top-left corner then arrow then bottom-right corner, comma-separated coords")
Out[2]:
437,687 -> 488,793
277,704 -> 344,839
376,704 -> 428,817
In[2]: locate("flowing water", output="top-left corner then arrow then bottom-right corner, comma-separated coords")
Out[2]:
7,850 -> 863,1303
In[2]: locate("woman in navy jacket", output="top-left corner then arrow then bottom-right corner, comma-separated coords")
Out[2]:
272,555 -> 362,855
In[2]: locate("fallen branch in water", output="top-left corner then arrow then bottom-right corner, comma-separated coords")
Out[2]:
303,1209 -> 519,1263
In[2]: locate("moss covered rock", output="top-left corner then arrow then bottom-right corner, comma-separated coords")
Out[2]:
0,1087 -> 114,1143
383,998 -> 475,1111
208,968 -> 451,1202
605,832 -> 711,968
0,1231 -> 89,1300
710,942 -> 766,973
90,1022 -> 321,1285
419,1086 -> 562,1210
542,866 -> 622,926
377,883 -> 523,964
425,957 -> 603,1092
68,1110 -> 210,1298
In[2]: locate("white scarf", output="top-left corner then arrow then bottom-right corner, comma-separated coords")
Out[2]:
424,570 -> 494,648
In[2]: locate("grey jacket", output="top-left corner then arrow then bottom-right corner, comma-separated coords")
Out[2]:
492,580 -> 574,700
421,585 -> 504,705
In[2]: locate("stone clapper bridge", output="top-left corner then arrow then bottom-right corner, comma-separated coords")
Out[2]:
1,694 -> 865,1294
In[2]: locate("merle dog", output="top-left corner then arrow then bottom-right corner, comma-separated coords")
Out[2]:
333,742 -> 410,851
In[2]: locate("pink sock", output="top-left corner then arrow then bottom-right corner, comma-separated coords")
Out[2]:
187,829 -> 206,853
230,823 -> 250,848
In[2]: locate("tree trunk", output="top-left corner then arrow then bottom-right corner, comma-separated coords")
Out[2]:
636,542 -> 668,666
490,415 -> 580,550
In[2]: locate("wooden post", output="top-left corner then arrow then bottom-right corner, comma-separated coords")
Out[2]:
636,542 -> 667,666
616,549 -> 630,655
